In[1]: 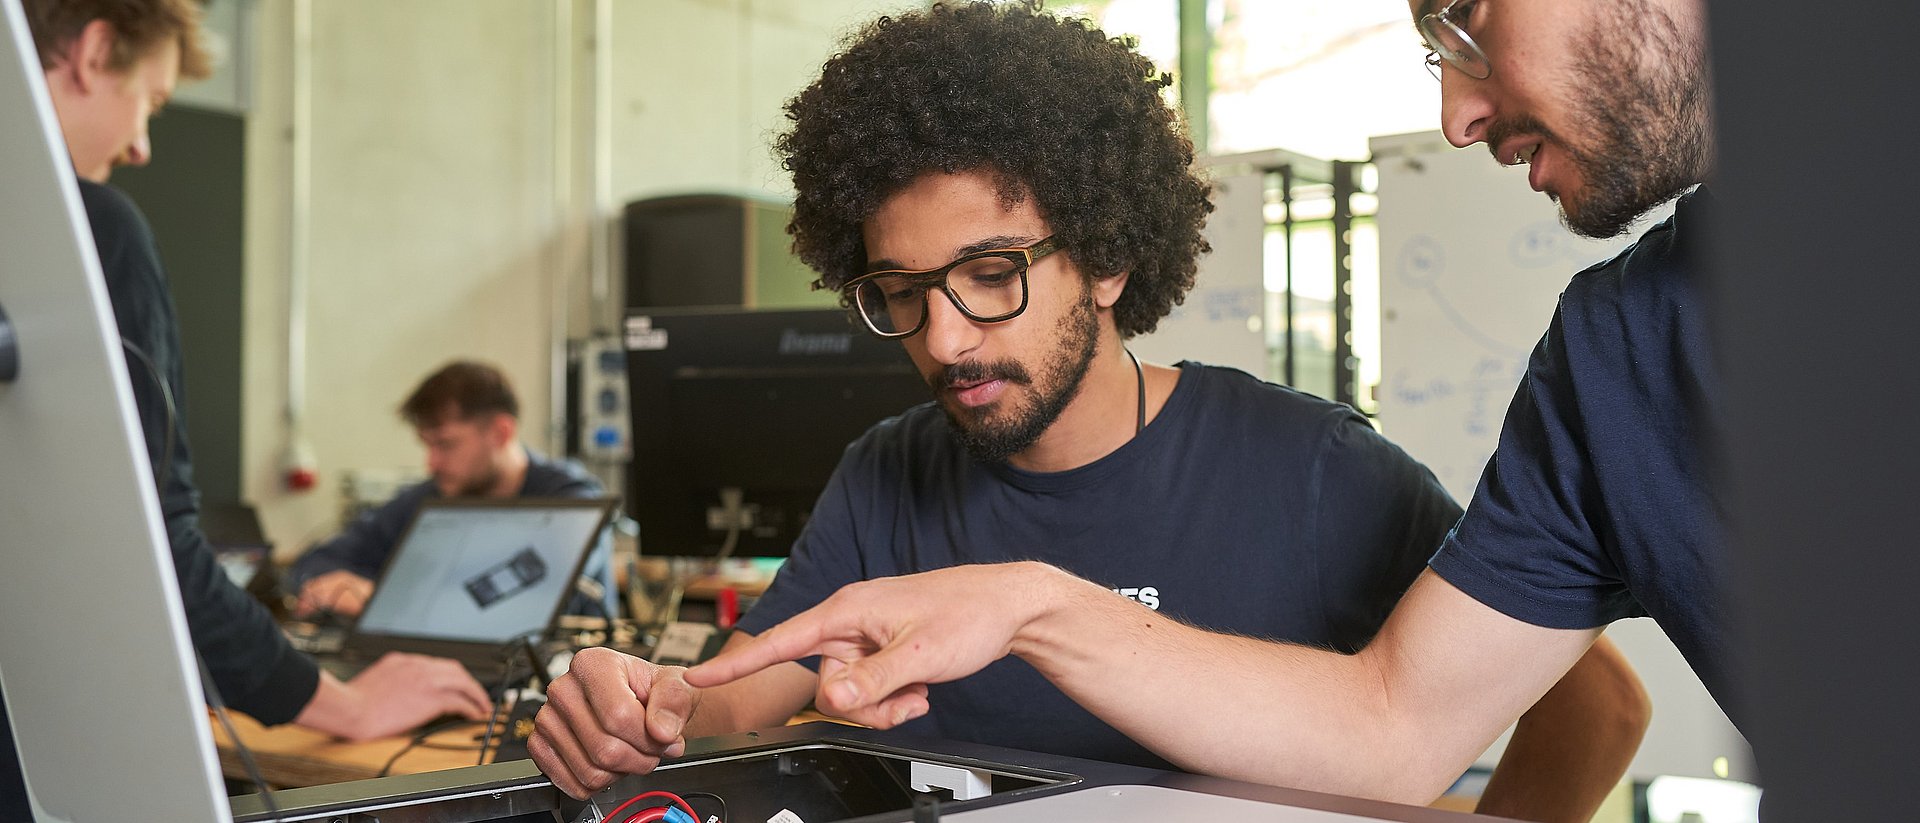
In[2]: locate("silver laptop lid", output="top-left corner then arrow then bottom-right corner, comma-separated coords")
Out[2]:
350,497 -> 615,652
0,1 -> 232,819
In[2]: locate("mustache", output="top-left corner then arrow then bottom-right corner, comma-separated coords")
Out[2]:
1485,114 -> 1565,163
932,359 -> 1032,391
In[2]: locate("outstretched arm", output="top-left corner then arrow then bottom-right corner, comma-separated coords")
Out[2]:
1476,636 -> 1650,822
690,563 -> 1600,805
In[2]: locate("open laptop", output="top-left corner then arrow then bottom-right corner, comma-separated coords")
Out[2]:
319,497 -> 616,681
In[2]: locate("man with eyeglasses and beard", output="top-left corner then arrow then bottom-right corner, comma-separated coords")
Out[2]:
680,0 -> 1735,815
528,4 -> 1647,820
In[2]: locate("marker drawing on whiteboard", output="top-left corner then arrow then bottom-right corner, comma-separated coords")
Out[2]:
1201,287 -> 1262,322
1395,235 -> 1529,359
1509,221 -> 1579,268
1388,356 -> 1523,438
1397,235 -> 1444,287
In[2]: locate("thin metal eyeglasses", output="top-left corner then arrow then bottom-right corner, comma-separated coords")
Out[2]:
841,236 -> 1061,339
1420,0 -> 1490,81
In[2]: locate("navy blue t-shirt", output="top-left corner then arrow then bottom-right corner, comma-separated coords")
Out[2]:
1429,188 -> 1739,727
740,362 -> 1462,769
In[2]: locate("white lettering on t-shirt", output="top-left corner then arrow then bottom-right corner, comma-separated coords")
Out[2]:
1112,586 -> 1161,611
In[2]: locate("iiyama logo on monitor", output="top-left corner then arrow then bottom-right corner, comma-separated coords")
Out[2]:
778,328 -> 852,356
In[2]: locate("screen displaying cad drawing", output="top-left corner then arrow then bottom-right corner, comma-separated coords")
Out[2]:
353,505 -> 603,643
463,547 -> 547,609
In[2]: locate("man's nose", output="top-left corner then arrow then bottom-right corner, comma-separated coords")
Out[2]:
919,289 -> 983,366
118,132 -> 152,169
1438,69 -> 1493,149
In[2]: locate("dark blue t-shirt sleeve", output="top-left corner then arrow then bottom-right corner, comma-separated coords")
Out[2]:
83,181 -> 320,724
1429,307 -> 1643,630
523,456 -> 604,498
735,444 -> 871,646
1309,411 -> 1464,651
287,486 -> 427,587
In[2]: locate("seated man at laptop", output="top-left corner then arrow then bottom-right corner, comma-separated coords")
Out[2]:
288,360 -> 614,619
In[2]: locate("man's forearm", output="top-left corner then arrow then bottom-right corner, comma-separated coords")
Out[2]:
1475,636 -> 1648,822
1007,564 -> 1441,800
1009,565 -> 1596,804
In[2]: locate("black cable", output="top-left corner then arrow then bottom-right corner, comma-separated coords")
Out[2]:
476,677 -> 512,765
373,714 -> 469,777
126,340 -> 284,820
478,634 -> 533,765
681,791 -> 729,823
119,338 -> 176,490
376,727 -> 433,778
197,655 -> 285,821
521,635 -> 551,692
1126,347 -> 1145,436
412,739 -> 486,752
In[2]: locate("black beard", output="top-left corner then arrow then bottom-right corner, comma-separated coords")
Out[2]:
939,290 -> 1100,464
1558,0 -> 1714,238
447,467 -> 499,497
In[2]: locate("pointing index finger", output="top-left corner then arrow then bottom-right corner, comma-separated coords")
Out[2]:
684,612 -> 832,688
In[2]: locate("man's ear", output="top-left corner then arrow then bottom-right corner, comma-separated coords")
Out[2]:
1093,270 -> 1130,310
490,412 -> 519,448
63,19 -> 120,96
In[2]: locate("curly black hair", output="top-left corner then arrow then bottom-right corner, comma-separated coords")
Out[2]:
778,1 -> 1213,338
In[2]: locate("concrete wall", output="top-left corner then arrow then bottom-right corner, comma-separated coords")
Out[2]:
246,0 -> 568,552
608,0 -> 917,204
241,1 -> 920,553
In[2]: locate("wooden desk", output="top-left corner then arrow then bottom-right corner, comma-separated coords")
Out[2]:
680,574 -> 770,599
210,711 -> 497,787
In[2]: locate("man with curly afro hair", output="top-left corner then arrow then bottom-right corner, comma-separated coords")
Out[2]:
532,5 -> 1645,817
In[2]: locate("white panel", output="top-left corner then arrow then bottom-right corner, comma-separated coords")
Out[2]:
0,2 -> 230,818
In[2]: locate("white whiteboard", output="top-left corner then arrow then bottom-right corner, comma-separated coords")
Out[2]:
1371,130 -> 1675,498
1371,131 -> 1751,784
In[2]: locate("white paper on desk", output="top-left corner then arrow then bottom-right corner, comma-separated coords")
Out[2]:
652,621 -> 717,664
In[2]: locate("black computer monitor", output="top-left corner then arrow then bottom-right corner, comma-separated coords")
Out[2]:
623,307 -> 931,557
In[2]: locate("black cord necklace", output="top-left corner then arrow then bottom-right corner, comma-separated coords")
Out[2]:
1127,348 -> 1144,436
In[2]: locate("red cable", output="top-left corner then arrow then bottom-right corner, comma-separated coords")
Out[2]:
716,587 -> 740,630
602,789 -> 700,822
622,809 -> 670,823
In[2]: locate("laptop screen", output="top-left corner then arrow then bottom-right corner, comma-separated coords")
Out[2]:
354,499 -> 613,645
